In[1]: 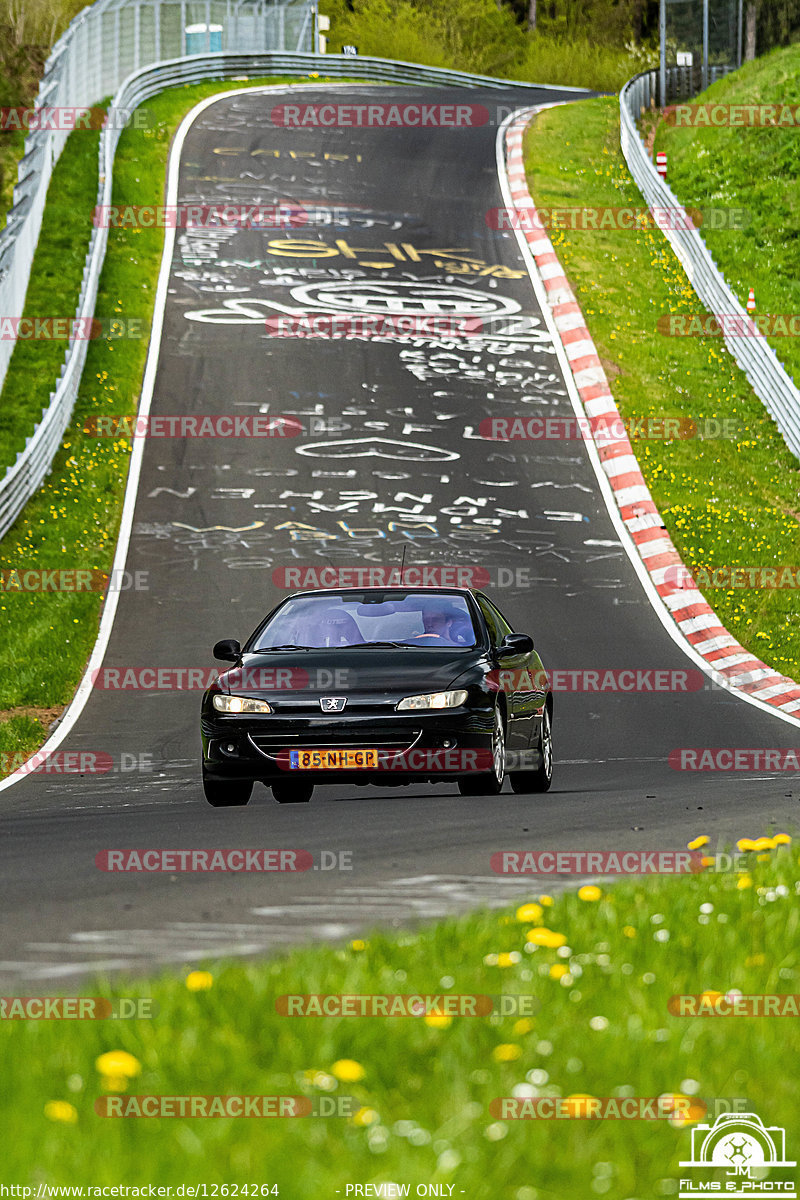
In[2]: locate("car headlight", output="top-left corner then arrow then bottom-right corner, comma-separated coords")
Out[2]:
396,689 -> 468,711
213,694 -> 272,714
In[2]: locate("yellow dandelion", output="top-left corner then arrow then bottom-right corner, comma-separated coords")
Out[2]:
424,1012 -> 452,1029
622,925 -> 636,938
687,836 -> 709,850
350,1106 -> 379,1127
515,902 -> 543,923
349,939 -> 366,951
526,927 -> 567,948
577,885 -> 602,902
492,1043 -> 522,1062
549,964 -> 569,980
496,952 -> 520,968
95,1050 -> 140,1080
737,838 -> 756,852
513,1018 -> 533,1035
331,1059 -> 365,1083
185,970 -> 213,991
44,1100 -> 78,1124
737,874 -> 752,889
538,895 -> 554,906
772,833 -> 791,845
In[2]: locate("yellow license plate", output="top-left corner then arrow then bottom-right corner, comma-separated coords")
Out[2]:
289,749 -> 379,770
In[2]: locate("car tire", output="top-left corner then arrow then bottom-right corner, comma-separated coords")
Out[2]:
272,780 -> 314,804
509,707 -> 553,794
202,770 -> 253,807
458,707 -> 505,796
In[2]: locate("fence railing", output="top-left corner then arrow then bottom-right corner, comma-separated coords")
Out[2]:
0,49 -> 570,541
620,68 -> 800,461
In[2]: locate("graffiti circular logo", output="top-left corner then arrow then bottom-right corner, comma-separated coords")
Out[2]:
288,281 -> 522,317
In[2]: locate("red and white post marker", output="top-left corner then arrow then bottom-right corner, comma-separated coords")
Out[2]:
746,288 -> 756,314
656,151 -> 668,179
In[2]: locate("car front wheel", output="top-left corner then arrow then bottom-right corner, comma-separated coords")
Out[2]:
509,707 -> 553,794
458,707 -> 505,796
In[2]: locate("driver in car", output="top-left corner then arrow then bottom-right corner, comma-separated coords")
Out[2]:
408,607 -> 458,643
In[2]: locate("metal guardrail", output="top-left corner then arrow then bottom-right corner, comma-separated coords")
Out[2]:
620,68 -> 800,461
0,50 -> 579,542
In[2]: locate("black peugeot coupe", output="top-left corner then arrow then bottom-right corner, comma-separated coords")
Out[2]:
201,587 -> 552,805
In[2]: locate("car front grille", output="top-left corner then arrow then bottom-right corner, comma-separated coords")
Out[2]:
248,728 -> 421,757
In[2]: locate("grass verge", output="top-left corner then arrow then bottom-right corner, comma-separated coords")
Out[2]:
0,124 -> 100,470
0,76 -> 350,774
1,838 -> 796,1191
523,97 -> 800,680
655,44 -> 800,385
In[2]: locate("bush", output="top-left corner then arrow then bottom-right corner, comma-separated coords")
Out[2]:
325,0 -> 526,76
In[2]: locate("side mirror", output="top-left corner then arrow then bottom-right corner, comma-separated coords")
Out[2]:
213,638 -> 241,662
497,633 -> 534,659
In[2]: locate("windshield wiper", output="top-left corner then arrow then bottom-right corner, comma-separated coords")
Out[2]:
255,643 -> 313,652
349,641 -> 407,649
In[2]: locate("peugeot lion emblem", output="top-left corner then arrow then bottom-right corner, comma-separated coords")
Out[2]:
320,697 -> 347,713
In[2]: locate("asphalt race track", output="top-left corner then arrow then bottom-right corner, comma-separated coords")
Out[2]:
0,85 -> 798,989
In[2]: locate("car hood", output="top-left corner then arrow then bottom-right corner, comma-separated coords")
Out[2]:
218,647 -> 485,701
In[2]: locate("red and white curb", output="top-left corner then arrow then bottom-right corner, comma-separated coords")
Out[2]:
504,111 -> 800,721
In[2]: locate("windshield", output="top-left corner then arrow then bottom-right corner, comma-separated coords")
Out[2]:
252,593 -> 478,650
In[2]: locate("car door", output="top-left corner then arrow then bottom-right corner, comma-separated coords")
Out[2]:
477,595 -> 546,753
475,595 -> 525,751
